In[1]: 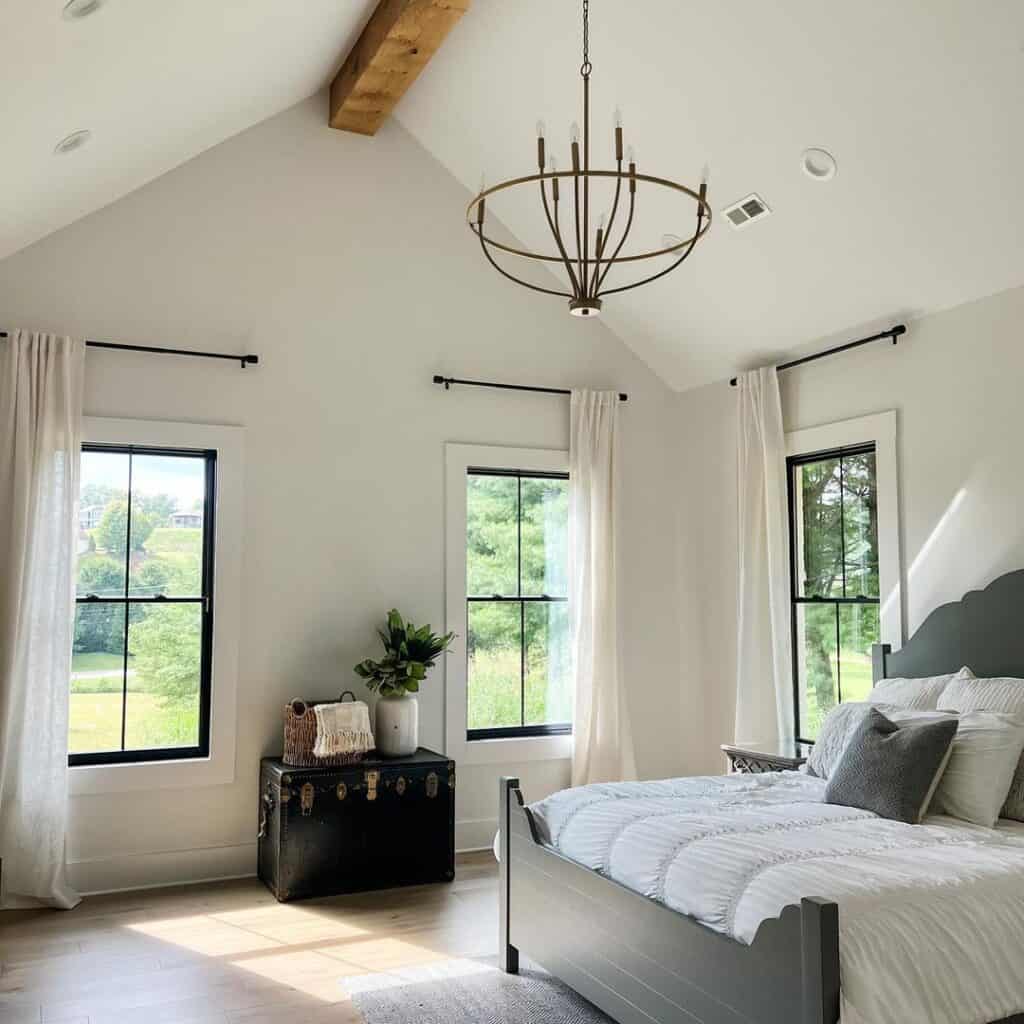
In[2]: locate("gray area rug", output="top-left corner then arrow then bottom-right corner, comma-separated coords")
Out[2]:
347,956 -> 615,1024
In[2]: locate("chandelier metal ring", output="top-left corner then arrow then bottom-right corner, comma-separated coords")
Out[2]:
465,0 -> 712,318
466,171 -> 712,265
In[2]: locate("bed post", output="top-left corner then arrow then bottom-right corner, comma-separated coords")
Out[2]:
800,897 -> 840,1024
499,776 -> 520,974
871,642 -> 891,684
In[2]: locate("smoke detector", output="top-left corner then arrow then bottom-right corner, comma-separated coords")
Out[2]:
722,194 -> 772,230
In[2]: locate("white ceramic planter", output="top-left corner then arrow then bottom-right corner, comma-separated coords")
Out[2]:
375,694 -> 419,757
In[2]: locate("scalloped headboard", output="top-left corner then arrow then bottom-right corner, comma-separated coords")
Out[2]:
872,569 -> 1024,683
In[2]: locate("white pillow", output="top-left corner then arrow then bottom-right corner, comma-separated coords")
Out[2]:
808,702 -> 898,779
869,667 -> 974,711
938,675 -> 1024,821
929,711 -> 1024,828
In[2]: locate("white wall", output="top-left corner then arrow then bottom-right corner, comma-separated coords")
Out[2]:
675,283 -> 1024,774
0,93 -> 684,892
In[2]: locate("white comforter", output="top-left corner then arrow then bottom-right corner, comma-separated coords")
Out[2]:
528,772 -> 1024,1024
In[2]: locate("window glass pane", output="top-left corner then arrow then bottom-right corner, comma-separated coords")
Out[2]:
124,603 -> 202,749
70,603 -> 126,753
467,602 -> 522,730
841,452 -> 879,599
466,475 -> 518,597
795,458 -> 844,598
129,455 -> 206,597
795,603 -> 838,740
838,603 -> 880,704
524,602 -> 571,725
77,450 -> 129,596
520,477 -> 569,597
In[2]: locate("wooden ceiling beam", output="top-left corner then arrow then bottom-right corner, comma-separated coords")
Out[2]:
330,0 -> 470,136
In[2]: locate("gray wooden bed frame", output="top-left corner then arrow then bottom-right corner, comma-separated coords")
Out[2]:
498,569 -> 1024,1024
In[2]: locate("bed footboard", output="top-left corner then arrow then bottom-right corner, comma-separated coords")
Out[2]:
499,777 -> 840,1024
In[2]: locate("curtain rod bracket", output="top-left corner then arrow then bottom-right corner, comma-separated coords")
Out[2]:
729,324 -> 907,387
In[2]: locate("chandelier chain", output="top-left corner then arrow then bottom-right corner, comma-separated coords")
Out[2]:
581,0 -> 592,77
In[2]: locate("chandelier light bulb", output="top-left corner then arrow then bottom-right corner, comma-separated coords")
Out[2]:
626,145 -> 636,166
536,120 -> 546,139
614,108 -> 623,129
571,122 -> 580,145
701,162 -> 710,185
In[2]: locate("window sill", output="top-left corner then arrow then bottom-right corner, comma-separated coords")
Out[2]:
455,732 -> 573,766
68,752 -> 234,796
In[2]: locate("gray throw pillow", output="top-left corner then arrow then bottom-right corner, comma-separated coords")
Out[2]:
824,708 -> 958,824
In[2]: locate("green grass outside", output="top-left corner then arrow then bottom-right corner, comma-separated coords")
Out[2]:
71,527 -> 201,750
146,529 -> 202,591
70,651 -> 124,673
803,650 -> 873,739
70,651 -> 136,694
69,692 -> 199,754
468,648 -> 572,729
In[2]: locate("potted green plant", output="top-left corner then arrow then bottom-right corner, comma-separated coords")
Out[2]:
354,610 -> 455,757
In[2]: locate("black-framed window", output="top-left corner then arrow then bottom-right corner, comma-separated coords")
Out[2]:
465,469 -> 571,740
69,444 -> 216,766
788,443 -> 880,743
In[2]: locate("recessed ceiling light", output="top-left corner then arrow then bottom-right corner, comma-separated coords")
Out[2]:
62,0 -> 105,20
54,129 -> 92,155
802,148 -> 837,181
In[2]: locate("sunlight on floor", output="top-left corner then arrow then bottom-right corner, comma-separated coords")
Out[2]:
127,912 -> 286,955
117,884 -> 490,1007
0,857 -> 497,1023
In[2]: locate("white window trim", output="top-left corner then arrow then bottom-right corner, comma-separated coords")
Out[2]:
786,410 -> 902,648
69,417 -> 244,796
444,443 -> 573,767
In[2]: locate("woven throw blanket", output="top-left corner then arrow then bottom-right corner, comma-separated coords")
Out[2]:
313,700 -> 375,758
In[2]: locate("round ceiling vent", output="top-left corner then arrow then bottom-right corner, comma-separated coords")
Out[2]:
802,148 -> 837,181
54,129 -> 93,155
62,0 -> 105,20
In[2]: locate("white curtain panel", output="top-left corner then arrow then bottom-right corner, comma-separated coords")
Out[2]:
0,330 -> 84,909
735,367 -> 794,748
569,389 -> 636,786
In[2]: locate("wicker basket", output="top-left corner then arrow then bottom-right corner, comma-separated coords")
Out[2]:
283,691 -> 369,768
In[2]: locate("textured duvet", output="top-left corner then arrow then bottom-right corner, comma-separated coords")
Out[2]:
528,772 -> 1024,1024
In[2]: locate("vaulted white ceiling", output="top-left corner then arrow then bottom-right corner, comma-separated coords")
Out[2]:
0,0 -> 377,264
4,0 -> 1024,390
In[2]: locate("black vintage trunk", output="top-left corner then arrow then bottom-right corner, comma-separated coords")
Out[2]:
257,748 -> 455,902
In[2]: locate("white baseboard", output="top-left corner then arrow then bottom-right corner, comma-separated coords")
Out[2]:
69,841 -> 257,896
456,816 -> 497,853
70,822 -> 495,896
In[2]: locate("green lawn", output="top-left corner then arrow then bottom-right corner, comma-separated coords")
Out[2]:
70,651 -> 124,673
803,650 -> 873,738
71,526 -> 202,751
69,692 -> 199,754
468,647 -> 572,729
839,652 -> 873,702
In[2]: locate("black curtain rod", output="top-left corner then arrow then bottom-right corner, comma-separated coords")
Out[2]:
0,330 -> 258,368
433,374 -> 628,402
729,324 -> 906,387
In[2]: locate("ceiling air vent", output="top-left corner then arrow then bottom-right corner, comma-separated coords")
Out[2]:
722,194 -> 772,230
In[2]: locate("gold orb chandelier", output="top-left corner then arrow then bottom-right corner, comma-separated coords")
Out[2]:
466,0 -> 712,318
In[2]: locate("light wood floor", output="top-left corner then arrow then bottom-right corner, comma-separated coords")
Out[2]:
0,852 -> 498,1024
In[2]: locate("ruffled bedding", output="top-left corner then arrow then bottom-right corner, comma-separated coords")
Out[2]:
528,771 -> 1024,1024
